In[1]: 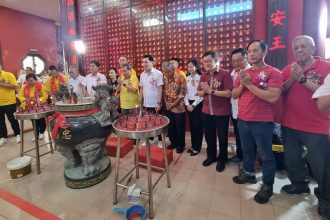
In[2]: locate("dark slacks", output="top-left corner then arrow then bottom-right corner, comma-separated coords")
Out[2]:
202,113 -> 230,162
232,117 -> 243,159
32,118 -> 46,134
282,126 -> 330,205
167,111 -> 185,150
0,104 -> 20,138
187,100 -> 203,152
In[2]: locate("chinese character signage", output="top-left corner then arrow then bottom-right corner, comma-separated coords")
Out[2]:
267,0 -> 288,69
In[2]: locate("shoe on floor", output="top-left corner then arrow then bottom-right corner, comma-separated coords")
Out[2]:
227,156 -> 243,165
0,138 -> 8,147
15,135 -> 21,143
202,158 -> 217,166
39,133 -> 44,140
176,148 -> 184,154
190,149 -> 199,156
254,184 -> 273,204
281,184 -> 310,196
187,148 -> 193,154
318,203 -> 330,220
233,169 -> 257,184
216,160 -> 226,172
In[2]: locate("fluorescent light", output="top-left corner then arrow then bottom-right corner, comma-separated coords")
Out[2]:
143,18 -> 163,27
74,40 -> 86,54
177,1 -> 253,21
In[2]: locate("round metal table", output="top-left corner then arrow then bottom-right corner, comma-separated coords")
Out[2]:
14,109 -> 55,174
112,115 -> 171,219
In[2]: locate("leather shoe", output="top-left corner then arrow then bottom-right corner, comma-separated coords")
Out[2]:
176,148 -> 184,154
216,160 -> 225,172
202,158 -> 217,166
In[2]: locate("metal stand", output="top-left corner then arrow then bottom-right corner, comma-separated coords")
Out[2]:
15,110 -> 55,174
112,117 -> 171,219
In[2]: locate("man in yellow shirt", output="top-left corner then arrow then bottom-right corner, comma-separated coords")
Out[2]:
0,64 -> 20,146
118,56 -> 137,77
18,73 -> 48,141
44,65 -> 69,96
170,58 -> 186,78
118,63 -> 139,115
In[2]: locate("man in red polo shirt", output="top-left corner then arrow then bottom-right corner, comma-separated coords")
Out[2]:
281,35 -> 330,219
232,40 -> 282,204
197,51 -> 232,172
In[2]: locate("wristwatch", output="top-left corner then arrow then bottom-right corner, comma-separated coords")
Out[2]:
299,77 -> 307,84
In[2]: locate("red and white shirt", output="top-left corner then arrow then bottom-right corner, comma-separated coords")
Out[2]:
235,65 -> 282,122
197,69 -> 233,116
282,58 -> 330,135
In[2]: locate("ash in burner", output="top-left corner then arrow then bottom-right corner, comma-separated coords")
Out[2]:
116,110 -> 166,131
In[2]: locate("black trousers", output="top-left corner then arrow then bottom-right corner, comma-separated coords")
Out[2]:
187,100 -> 203,152
202,113 -> 230,161
0,104 -> 20,138
282,126 -> 330,205
167,110 -> 185,150
31,119 -> 46,134
231,117 -> 243,159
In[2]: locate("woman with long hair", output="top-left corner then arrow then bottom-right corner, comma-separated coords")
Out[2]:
184,60 -> 203,156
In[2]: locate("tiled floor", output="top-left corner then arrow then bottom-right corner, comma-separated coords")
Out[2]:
0,131 -> 322,220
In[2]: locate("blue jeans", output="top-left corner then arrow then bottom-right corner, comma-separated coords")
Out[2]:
121,108 -> 135,116
238,119 -> 276,186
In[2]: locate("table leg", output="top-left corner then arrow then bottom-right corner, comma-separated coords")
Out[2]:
135,139 -> 140,179
33,119 -> 41,174
146,138 -> 154,219
46,122 -> 54,153
161,133 -> 171,188
113,136 -> 121,204
19,120 -> 24,157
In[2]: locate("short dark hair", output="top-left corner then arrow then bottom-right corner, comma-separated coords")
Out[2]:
247,40 -> 268,52
90,60 -> 101,67
109,67 -> 118,74
170,58 -> 180,63
143,55 -> 154,62
26,73 -> 37,81
231,48 -> 247,58
49,65 -> 58,71
187,59 -> 202,75
202,51 -> 219,59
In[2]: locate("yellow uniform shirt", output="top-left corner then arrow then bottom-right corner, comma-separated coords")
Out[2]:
44,74 -> 69,94
18,84 -> 48,108
119,75 -> 139,109
0,70 -> 18,106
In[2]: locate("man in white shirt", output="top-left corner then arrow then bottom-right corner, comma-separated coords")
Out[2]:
17,67 -> 41,89
313,74 -> 330,111
139,55 -> 163,112
228,48 -> 251,165
85,61 -> 107,97
69,66 -> 86,100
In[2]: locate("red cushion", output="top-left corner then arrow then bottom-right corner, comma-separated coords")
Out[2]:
138,145 -> 173,172
105,136 -> 133,158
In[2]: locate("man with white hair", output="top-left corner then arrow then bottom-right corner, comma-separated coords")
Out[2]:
281,35 -> 330,219
118,56 -> 137,77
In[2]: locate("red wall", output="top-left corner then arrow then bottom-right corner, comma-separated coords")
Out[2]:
253,0 -> 304,66
0,6 -> 58,75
